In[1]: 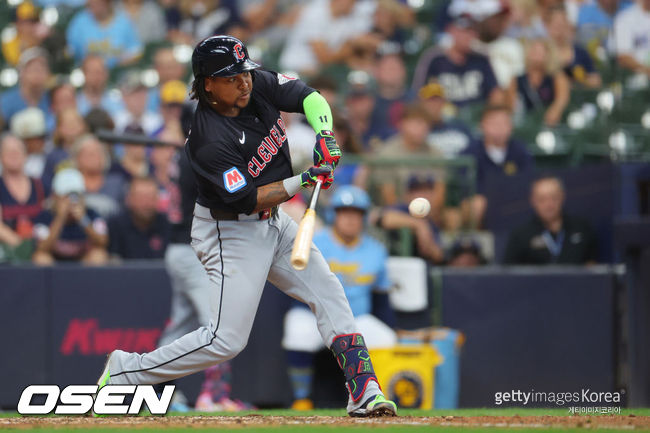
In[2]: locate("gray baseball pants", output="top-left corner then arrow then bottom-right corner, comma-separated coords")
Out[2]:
106,204 -> 356,385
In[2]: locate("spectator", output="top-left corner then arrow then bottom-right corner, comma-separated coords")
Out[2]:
155,80 -> 187,141
32,168 -> 109,264
376,174 -> 445,263
282,186 -> 396,411
0,47 -> 52,130
451,0 -> 525,88
42,108 -> 88,187
110,124 -> 151,181
172,0 -> 244,44
73,134 -> 125,219
375,104 -> 445,208
118,0 -> 167,44
10,107 -> 48,179
369,51 -> 414,141
330,109 -> 366,187
76,55 -> 124,117
49,81 -> 78,121
114,72 -> 163,135
505,0 -> 548,40
412,15 -> 502,107
503,176 -> 598,264
546,6 -> 602,88
84,107 -> 116,135
307,74 -> 340,108
108,176 -> 170,259
462,105 -> 534,227
371,0 -> 414,49
279,0 -> 375,74
1,2 -> 48,67
612,0 -> 650,77
576,0 -> 631,54
508,39 -> 570,126
446,237 -> 487,267
419,82 -> 473,159
147,47 -> 188,112
343,73 -> 379,148
66,0 -> 143,69
150,136 -> 180,217
0,134 -> 46,262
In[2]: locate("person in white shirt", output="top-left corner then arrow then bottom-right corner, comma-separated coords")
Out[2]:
612,0 -> 650,76
279,0 -> 375,74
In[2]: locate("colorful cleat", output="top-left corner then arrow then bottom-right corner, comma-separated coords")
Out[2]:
348,394 -> 397,417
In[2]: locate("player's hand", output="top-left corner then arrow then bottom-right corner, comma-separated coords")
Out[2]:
300,165 -> 334,190
313,130 -> 341,169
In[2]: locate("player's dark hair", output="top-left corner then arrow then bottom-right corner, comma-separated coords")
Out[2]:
190,77 -> 212,108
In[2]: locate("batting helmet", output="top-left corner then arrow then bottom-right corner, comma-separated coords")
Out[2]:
330,185 -> 371,213
191,35 -> 260,79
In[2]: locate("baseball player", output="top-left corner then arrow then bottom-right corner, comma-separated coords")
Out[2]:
282,185 -> 397,410
96,35 -> 397,417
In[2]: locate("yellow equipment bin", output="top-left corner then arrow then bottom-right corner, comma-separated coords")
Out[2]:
369,345 -> 442,409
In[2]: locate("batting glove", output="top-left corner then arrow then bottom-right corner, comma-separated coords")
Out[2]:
313,130 -> 341,169
300,165 -> 334,189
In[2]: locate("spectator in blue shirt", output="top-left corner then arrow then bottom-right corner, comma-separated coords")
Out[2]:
462,105 -> 534,227
107,176 -> 170,260
66,0 -> 143,69
32,168 -> 109,264
76,55 -> 124,117
546,6 -> 602,88
412,15 -> 502,107
576,0 -> 631,53
0,47 -> 52,131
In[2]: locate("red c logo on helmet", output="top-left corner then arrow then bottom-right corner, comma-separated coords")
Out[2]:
233,43 -> 245,60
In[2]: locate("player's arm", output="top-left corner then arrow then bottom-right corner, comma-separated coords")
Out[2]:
252,165 -> 334,213
302,91 -> 341,168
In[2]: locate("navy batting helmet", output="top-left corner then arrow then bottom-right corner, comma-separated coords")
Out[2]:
191,35 -> 260,79
330,186 -> 371,212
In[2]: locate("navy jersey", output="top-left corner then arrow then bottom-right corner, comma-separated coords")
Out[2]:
186,70 -> 315,215
423,52 -> 498,106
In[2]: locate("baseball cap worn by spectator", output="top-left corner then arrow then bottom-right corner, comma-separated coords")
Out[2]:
53,168 -> 86,196
449,0 -> 510,22
15,1 -> 39,21
407,173 -> 436,191
160,80 -> 187,105
10,107 -> 46,140
418,82 -> 445,100
17,46 -> 50,72
120,71 -> 147,94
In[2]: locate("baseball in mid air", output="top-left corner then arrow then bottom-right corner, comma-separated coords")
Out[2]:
408,197 -> 431,218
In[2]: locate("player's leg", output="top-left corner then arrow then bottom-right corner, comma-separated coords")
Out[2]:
281,306 -> 325,409
267,210 -> 396,416
159,243 -> 215,347
100,217 -> 275,386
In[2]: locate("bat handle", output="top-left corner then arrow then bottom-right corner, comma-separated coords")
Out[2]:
308,177 -> 324,210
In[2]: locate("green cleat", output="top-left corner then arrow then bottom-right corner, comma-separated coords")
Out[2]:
348,394 -> 397,417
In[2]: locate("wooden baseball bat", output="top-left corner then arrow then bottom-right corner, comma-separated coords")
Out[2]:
290,177 -> 324,270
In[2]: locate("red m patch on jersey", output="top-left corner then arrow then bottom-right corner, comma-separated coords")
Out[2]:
223,167 -> 247,193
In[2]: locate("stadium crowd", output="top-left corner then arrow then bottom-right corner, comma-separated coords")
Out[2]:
1,0 -> 648,267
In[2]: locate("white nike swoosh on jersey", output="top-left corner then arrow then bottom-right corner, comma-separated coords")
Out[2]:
239,131 -> 245,144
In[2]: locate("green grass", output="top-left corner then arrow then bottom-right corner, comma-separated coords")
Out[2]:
6,407 -> 649,417
2,408 -> 649,433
